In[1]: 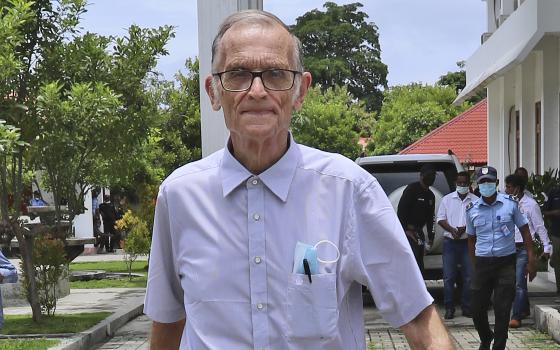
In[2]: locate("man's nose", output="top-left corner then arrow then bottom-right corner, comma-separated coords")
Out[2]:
247,76 -> 267,97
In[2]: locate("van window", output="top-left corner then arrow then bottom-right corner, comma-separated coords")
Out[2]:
360,163 -> 457,196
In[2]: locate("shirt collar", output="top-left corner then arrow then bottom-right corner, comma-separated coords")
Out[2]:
220,133 -> 301,202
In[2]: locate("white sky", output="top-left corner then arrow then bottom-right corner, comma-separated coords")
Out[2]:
80,1 -> 487,86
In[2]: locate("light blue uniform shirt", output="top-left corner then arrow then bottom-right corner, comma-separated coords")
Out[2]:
466,193 -> 528,257
144,136 -> 433,350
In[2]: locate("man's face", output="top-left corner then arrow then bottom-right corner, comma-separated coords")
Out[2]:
456,176 -> 469,188
504,182 -> 519,196
205,23 -> 311,144
421,171 -> 436,187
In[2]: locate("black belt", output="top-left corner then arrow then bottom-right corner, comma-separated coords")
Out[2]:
515,242 -> 525,248
475,253 -> 517,263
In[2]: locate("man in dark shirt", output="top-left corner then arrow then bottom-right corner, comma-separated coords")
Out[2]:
398,164 -> 436,277
543,186 -> 560,295
99,195 -> 118,253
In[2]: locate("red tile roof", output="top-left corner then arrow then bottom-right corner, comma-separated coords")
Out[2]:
399,99 -> 487,165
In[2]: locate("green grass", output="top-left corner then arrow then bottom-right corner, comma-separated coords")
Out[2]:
69,261 -> 147,288
522,330 -> 560,349
69,260 -> 148,273
1,312 -> 111,335
0,338 -> 59,350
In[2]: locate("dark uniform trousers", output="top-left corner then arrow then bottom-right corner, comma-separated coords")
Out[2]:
471,253 -> 516,350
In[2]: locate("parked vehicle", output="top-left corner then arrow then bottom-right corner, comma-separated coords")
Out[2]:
356,153 -> 465,280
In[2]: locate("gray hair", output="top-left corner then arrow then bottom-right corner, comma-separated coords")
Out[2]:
211,10 -> 304,73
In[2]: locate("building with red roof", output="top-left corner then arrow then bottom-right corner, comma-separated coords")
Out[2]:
399,99 -> 487,166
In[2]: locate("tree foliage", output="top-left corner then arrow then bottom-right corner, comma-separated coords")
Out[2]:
437,61 -> 486,104
368,84 -> 471,155
291,2 -> 387,113
292,85 -> 368,159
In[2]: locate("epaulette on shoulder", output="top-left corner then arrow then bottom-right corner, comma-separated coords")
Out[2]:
466,202 -> 474,211
506,194 -> 519,202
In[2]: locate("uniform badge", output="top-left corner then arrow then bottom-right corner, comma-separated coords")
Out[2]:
482,168 -> 489,174
466,202 -> 474,210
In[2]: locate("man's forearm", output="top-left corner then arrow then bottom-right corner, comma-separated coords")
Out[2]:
400,304 -> 453,349
150,319 -> 185,350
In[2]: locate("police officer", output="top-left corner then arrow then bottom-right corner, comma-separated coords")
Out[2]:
466,166 -> 535,350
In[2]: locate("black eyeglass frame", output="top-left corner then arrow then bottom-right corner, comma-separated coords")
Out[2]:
212,69 -> 302,92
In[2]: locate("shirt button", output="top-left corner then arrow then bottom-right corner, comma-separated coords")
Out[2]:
253,213 -> 260,221
257,303 -> 264,310
254,256 -> 262,264
251,178 -> 259,185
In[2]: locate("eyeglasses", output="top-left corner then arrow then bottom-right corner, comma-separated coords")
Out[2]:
213,69 -> 302,92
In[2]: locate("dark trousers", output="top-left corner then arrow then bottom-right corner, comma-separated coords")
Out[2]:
407,235 -> 425,277
471,254 -> 516,350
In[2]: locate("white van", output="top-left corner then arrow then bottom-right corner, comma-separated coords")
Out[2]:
356,153 -> 465,280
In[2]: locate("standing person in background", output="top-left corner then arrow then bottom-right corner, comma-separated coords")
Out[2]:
543,185 -> 560,297
29,191 -> 47,206
0,251 -> 17,330
99,195 -> 118,253
397,164 -> 436,277
437,171 -> 478,319
504,174 -> 551,328
466,166 -> 535,350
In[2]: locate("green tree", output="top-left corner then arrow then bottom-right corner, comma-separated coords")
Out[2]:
368,84 -> 471,155
292,85 -> 369,159
437,61 -> 486,104
291,2 -> 388,113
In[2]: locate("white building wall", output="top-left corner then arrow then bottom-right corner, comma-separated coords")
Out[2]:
520,54 -> 536,173
542,37 -> 560,171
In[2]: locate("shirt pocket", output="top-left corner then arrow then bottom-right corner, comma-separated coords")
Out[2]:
473,217 -> 486,227
285,272 -> 338,340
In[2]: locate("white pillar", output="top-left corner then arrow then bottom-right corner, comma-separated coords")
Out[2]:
198,0 -> 263,157
542,37 -> 560,172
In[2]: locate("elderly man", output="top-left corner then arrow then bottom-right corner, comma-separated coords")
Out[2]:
144,10 -> 452,349
466,166 -> 535,350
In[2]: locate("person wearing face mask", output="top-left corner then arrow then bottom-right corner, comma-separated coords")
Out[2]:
437,171 -> 478,320
397,164 -> 437,278
466,166 -> 536,350
504,174 -> 551,329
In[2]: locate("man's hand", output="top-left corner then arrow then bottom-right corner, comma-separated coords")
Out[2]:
405,230 -> 418,242
400,304 -> 453,349
450,227 -> 460,239
526,259 -> 536,282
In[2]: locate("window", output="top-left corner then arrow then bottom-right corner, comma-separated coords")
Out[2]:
535,101 -> 541,175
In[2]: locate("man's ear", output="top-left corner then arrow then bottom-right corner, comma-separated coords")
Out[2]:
293,72 -> 312,111
205,75 -> 221,111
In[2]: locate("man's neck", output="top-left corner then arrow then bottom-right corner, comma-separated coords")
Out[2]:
482,193 -> 497,205
229,132 -> 289,174
458,192 -> 468,200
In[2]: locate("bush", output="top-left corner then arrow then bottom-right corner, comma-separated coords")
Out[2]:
117,211 -> 150,279
20,235 -> 67,316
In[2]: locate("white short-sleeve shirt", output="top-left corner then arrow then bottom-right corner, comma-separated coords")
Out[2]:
144,137 -> 433,350
436,191 -> 479,239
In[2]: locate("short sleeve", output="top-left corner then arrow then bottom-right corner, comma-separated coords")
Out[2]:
349,180 -> 433,328
144,186 -> 186,323
436,196 -> 448,222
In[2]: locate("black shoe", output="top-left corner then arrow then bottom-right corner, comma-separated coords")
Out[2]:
462,309 -> 472,318
444,309 -> 454,320
479,332 -> 494,350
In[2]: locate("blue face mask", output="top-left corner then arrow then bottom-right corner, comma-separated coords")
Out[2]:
456,186 -> 469,195
478,182 -> 497,197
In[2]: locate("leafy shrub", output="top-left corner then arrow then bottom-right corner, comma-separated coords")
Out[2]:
20,235 -> 67,316
117,210 -> 150,279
